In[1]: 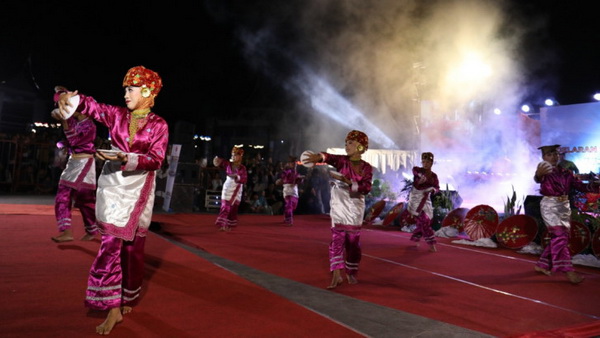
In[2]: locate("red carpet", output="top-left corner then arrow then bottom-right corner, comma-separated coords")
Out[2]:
2,203 -> 599,337
152,212 -> 600,337
0,209 -> 362,338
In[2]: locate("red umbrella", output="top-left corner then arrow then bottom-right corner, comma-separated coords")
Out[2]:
441,208 -> 470,231
495,215 -> 538,249
541,220 -> 591,255
363,200 -> 386,225
463,205 -> 499,240
381,202 -> 404,226
592,229 -> 600,258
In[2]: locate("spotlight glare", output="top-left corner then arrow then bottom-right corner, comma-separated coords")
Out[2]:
593,93 -> 600,101
521,104 -> 530,113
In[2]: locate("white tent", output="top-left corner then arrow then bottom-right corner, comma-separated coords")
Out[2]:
326,148 -> 417,174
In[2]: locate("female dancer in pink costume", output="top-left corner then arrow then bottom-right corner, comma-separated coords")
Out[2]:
50,108 -> 99,242
305,130 -> 373,289
55,65 -> 169,334
406,152 -> 439,252
534,144 -> 598,284
276,156 -> 304,226
213,146 -> 248,231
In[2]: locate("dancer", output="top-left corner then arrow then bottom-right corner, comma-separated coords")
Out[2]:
533,144 -> 597,284
276,156 -> 304,225
55,65 -> 169,334
50,108 -> 99,242
213,146 -> 247,231
405,152 -> 440,252
304,130 -> 373,289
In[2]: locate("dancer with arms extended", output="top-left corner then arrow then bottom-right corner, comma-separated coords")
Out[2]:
55,65 -> 168,334
304,130 -> 373,289
50,108 -> 99,242
276,155 -> 304,226
405,152 -> 440,252
213,146 -> 247,231
534,144 -> 597,284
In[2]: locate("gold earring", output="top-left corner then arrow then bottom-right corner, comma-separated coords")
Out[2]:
357,145 -> 364,152
141,87 -> 151,98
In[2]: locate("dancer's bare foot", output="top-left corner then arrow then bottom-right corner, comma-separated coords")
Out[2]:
566,271 -> 584,284
96,307 -> 123,335
219,226 -> 230,232
429,244 -> 437,252
121,306 -> 132,314
51,229 -> 74,243
534,266 -> 551,276
347,274 -> 358,285
80,233 -> 97,241
327,270 -> 343,289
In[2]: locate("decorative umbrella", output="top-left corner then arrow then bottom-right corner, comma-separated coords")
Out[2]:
381,202 -> 404,226
463,205 -> 499,240
495,215 -> 538,249
541,220 -> 591,255
441,208 -> 470,231
363,200 -> 386,225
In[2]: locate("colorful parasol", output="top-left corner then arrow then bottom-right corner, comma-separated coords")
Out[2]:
463,205 -> 499,240
592,229 -> 600,258
441,208 -> 470,231
495,215 -> 539,249
541,220 -> 591,255
381,202 -> 405,226
363,200 -> 386,225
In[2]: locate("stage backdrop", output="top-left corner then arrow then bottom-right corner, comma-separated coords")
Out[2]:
540,102 -> 600,174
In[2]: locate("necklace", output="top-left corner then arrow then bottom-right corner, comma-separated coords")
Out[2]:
129,108 -> 151,146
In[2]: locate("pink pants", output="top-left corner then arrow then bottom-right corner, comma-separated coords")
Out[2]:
536,226 -> 574,273
410,211 -> 436,245
283,196 -> 298,224
85,234 -> 146,310
55,184 -> 98,235
329,227 -> 361,276
215,200 -> 240,228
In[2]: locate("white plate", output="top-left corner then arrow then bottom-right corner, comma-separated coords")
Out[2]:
300,150 -> 315,168
61,95 -> 80,120
97,149 -> 123,155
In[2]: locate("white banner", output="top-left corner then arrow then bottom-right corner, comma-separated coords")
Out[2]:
163,144 -> 181,212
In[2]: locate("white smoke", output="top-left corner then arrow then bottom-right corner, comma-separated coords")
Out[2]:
205,0 -> 554,209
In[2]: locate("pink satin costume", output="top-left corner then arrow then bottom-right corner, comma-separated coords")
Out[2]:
535,165 -> 595,273
322,153 -> 373,276
408,166 -> 439,245
215,159 -> 248,229
55,115 -> 98,236
72,94 -> 169,310
280,168 -> 303,225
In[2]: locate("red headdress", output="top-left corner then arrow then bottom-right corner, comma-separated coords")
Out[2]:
122,66 -> 163,97
346,130 -> 369,151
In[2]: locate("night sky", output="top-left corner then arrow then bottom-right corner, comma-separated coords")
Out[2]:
1,1 -> 599,131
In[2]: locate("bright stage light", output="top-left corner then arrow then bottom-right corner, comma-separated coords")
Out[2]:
300,73 -> 398,148
521,104 -> 530,113
544,99 -> 556,106
593,93 -> 600,101
493,108 -> 501,115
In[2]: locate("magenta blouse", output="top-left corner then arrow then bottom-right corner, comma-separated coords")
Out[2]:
218,159 -> 248,184
76,94 -> 168,171
412,166 -> 439,192
536,166 -> 595,196
322,153 -> 373,195
63,116 -> 96,155
280,168 -> 302,185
